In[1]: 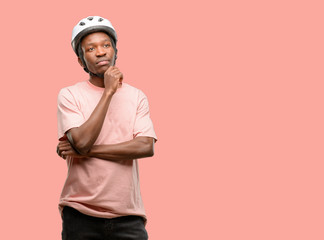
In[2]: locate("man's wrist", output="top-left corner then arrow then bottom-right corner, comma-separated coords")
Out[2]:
103,89 -> 115,97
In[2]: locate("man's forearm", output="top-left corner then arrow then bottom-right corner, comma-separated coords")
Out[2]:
68,90 -> 114,155
86,137 -> 155,161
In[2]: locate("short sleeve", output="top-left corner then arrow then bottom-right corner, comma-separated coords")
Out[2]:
57,88 -> 85,140
133,90 -> 157,141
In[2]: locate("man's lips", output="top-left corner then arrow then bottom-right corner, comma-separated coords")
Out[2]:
96,60 -> 110,66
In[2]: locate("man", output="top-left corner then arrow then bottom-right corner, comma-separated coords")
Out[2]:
56,16 -> 157,240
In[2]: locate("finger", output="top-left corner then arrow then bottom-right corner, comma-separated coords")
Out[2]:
107,65 -> 114,71
58,144 -> 70,150
58,145 -> 72,152
106,66 -> 115,74
109,71 -> 122,81
61,151 -> 68,158
58,146 -> 72,152
110,73 -> 119,80
58,151 -> 64,159
109,68 -> 120,74
58,141 -> 71,147
58,141 -> 70,147
110,66 -> 118,71
57,146 -> 69,158
116,72 -> 123,80
62,150 -> 76,156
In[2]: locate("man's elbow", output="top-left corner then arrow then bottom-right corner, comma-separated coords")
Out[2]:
144,139 -> 154,157
137,137 -> 154,158
66,130 -> 91,155
74,142 -> 91,155
146,145 -> 154,157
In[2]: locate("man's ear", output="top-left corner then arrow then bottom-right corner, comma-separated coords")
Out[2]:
78,57 -> 84,67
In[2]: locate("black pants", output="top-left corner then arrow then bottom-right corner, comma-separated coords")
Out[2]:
62,206 -> 148,240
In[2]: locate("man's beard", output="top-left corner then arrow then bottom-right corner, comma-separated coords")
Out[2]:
90,56 -> 115,79
89,71 -> 104,78
96,73 -> 105,79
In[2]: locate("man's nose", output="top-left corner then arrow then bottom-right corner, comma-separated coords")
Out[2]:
96,46 -> 106,56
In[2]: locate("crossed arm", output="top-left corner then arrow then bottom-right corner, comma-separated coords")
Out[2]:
56,88 -> 155,161
56,66 -> 155,161
57,136 -> 155,161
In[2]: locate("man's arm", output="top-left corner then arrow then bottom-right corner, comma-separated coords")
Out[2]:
66,66 -> 123,155
57,136 -> 155,161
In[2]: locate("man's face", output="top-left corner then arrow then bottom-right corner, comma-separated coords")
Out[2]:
79,32 -> 115,75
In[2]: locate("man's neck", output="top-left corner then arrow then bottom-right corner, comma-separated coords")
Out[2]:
89,76 -> 105,88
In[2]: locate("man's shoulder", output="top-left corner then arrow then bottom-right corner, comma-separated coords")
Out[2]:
122,83 -> 145,97
123,82 -> 138,91
60,81 -> 87,92
58,81 -> 88,97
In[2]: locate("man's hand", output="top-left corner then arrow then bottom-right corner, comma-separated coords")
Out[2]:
56,140 -> 86,160
104,66 -> 123,94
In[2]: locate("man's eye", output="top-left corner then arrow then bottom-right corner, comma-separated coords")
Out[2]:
104,44 -> 110,48
88,47 -> 94,51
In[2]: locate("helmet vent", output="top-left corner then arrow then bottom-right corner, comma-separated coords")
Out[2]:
98,18 -> 103,22
79,22 -> 85,26
87,17 -> 93,21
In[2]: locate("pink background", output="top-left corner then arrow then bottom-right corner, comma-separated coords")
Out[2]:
1,0 -> 323,239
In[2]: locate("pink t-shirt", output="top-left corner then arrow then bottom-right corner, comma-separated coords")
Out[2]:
57,80 -> 157,220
